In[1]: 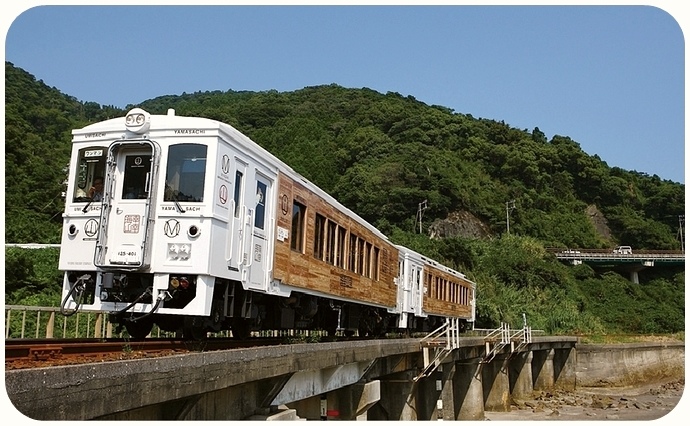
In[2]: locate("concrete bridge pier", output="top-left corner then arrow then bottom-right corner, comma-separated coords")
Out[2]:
554,347 -> 577,390
509,351 -> 534,399
415,370 -> 442,420
368,370 -> 419,420
440,357 -> 485,420
532,348 -> 555,390
331,380 -> 381,420
482,353 -> 511,412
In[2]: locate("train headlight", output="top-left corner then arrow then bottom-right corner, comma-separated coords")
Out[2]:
179,244 -> 191,260
170,277 -> 180,288
168,244 -> 179,260
67,224 -> 79,237
124,108 -> 151,134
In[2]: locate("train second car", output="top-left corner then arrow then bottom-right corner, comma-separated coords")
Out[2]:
58,108 -> 475,339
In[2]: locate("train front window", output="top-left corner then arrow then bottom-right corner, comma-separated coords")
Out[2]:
164,144 -> 207,202
121,155 -> 152,199
72,147 -> 106,202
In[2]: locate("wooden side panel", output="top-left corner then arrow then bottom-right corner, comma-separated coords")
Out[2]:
422,265 -> 474,319
273,173 -> 397,308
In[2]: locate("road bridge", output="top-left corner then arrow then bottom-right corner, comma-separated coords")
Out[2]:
549,249 -> 684,283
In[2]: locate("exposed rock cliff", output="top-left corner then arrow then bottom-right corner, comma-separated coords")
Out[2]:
428,210 -> 493,240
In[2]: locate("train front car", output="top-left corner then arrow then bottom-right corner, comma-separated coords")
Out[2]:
58,107 -> 401,339
58,108 -> 248,338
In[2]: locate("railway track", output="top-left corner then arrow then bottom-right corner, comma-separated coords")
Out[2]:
4,335 -> 371,370
4,337 -> 289,370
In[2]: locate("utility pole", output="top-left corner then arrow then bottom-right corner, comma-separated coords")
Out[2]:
679,215 -> 684,252
506,200 -> 512,234
417,200 -> 428,234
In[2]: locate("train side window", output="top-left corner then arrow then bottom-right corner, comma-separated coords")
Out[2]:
336,226 -> 347,268
233,171 -> 243,218
255,181 -> 267,230
325,220 -> 336,265
165,144 -> 207,202
357,238 -> 365,274
72,147 -> 106,202
291,200 -> 306,252
314,213 -> 325,260
373,247 -> 380,281
364,242 -> 372,278
348,234 -> 358,272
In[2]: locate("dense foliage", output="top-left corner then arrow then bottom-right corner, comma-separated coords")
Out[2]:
4,61 -> 685,335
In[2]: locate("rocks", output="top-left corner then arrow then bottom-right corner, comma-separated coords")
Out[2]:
428,210 -> 492,240
487,378 -> 685,421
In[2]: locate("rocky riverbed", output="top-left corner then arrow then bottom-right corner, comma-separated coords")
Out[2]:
483,378 -> 685,421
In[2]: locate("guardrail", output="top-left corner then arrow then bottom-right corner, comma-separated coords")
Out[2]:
4,305 -> 334,340
5,305 -> 117,339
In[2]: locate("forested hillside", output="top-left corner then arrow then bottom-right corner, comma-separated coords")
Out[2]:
4,61 -> 685,334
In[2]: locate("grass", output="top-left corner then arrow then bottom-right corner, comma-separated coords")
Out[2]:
578,332 -> 685,344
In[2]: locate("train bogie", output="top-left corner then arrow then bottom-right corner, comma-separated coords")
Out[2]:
59,108 -> 475,339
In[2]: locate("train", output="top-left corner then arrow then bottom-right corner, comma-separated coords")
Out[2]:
58,107 -> 476,339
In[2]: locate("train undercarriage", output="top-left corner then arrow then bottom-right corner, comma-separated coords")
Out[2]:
62,272 -> 449,340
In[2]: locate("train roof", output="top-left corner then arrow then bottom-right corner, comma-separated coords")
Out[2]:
395,244 -> 472,282
73,108 -> 390,242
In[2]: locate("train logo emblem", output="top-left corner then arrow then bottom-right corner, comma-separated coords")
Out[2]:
84,218 -> 99,237
134,156 -> 143,166
280,194 -> 289,215
219,185 -> 228,204
164,219 -> 181,237
221,155 -> 230,174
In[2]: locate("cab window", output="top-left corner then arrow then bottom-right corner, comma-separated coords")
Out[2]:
164,144 -> 207,202
72,147 -> 106,202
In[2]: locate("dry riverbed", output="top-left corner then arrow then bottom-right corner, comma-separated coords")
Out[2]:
483,378 -> 685,421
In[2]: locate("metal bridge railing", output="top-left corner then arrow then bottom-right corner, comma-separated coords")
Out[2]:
4,305 -> 339,340
4,305 -> 183,340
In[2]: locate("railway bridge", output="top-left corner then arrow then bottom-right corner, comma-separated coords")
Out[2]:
5,323 -> 684,421
5,321 -> 578,421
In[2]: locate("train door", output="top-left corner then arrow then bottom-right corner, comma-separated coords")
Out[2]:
411,265 -> 423,316
224,158 -> 247,272
95,141 -> 158,268
246,172 -> 273,291
404,263 -> 423,315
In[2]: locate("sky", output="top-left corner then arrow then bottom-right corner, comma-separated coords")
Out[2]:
2,1 -> 686,184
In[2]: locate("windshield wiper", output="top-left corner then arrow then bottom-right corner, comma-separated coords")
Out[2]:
174,199 -> 185,214
171,192 -> 185,214
82,198 -> 95,213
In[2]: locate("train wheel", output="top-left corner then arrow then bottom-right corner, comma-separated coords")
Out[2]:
125,317 -> 154,340
232,318 -> 251,339
182,316 -> 206,340
358,321 -> 373,337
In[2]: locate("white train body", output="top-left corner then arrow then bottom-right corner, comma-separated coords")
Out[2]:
58,108 -> 475,338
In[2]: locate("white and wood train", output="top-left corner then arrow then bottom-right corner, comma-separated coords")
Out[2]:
58,108 -> 476,339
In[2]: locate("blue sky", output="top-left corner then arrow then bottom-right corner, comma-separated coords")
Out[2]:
3,2 -> 686,184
